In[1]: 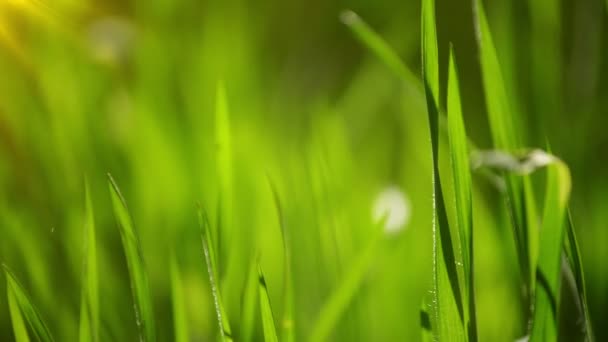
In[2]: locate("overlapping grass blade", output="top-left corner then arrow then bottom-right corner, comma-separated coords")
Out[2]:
268,178 -> 295,342
4,265 -> 54,342
170,253 -> 188,342
473,0 -> 534,306
447,48 -> 477,341
198,207 -> 233,341
471,149 -> 571,340
108,174 -> 156,342
531,162 -> 570,341
258,265 -> 279,342
422,0 -> 466,339
564,213 -> 594,341
79,179 -> 99,342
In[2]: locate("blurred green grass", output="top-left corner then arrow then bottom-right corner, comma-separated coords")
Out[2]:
0,0 -> 607,340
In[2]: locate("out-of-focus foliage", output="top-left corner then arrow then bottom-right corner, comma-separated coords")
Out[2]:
0,0 -> 606,341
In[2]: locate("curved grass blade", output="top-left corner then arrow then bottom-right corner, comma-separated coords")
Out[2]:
447,48 -> 477,341
258,265 -> 278,342
108,174 -> 156,342
170,253 -> 189,342
340,10 -> 420,88
563,213 -> 594,341
198,207 -> 233,342
4,265 -> 54,342
422,0 -> 466,340
79,179 -> 99,342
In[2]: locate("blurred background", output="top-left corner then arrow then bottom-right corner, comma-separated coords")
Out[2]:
0,0 -> 606,340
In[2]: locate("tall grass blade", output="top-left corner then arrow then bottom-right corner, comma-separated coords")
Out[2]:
108,174 -> 156,342
473,0 -> 533,306
564,213 -> 594,341
240,256 -> 259,342
471,149 -> 571,340
79,179 -> 99,342
531,163 -> 570,341
198,207 -> 233,341
170,254 -> 188,342
268,178 -> 295,342
258,265 -> 279,342
447,48 -> 477,341
422,0 -> 466,340
215,81 -> 233,250
4,265 -> 54,342
472,0 -> 519,151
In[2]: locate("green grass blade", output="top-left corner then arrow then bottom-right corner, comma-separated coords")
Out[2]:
422,0 -> 466,340
530,162 -> 571,341
258,265 -> 279,342
4,265 -> 54,342
473,0 -> 531,306
308,231 -> 382,342
267,178 -> 295,342
447,48 -> 477,341
471,149 -> 571,340
240,256 -> 259,342
472,0 -> 519,151
108,174 -> 156,342
79,179 -> 99,342
564,213 -> 594,341
340,10 -> 420,87
198,207 -> 233,342
170,254 -> 188,342
215,81 -> 233,247
7,282 -> 31,342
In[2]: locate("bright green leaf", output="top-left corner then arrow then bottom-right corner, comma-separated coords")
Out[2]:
258,265 -> 278,342
108,174 -> 156,342
79,179 -> 99,342
4,265 -> 54,342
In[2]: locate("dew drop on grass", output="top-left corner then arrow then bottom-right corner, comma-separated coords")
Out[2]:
372,186 -> 411,234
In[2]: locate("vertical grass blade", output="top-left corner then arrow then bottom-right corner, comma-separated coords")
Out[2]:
258,265 -> 279,342
473,0 -> 532,307
79,179 -> 99,342
170,254 -> 189,342
215,81 -> 233,249
531,162 -> 571,341
108,174 -> 156,342
240,256 -> 259,342
4,265 -> 54,342
472,0 -> 519,151
422,0 -> 466,340
198,207 -> 233,342
563,213 -> 594,341
471,149 -> 572,340
447,48 -> 477,341
268,178 -> 295,342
